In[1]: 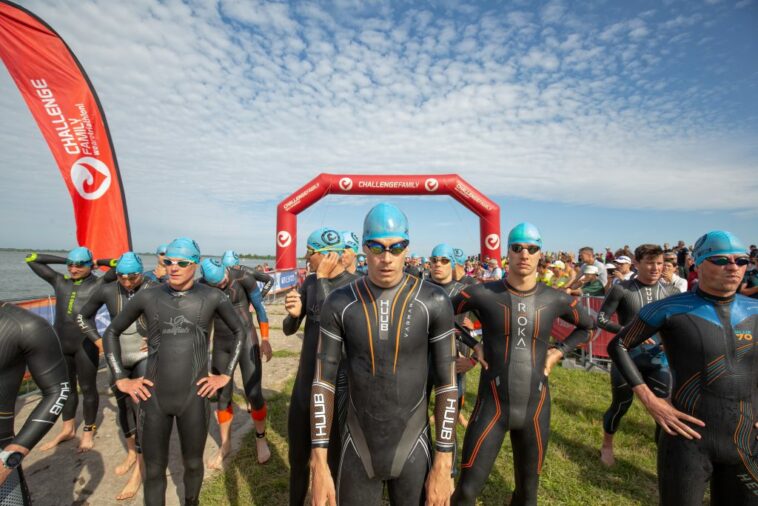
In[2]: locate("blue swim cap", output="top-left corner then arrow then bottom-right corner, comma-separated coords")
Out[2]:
362,203 -> 409,243
201,258 -> 226,285
116,252 -> 143,274
431,244 -> 456,264
410,253 -> 418,259
307,227 -> 345,253
693,230 -> 747,266
221,250 -> 240,268
166,237 -> 201,263
422,257 -> 429,264
67,246 -> 93,265
453,248 -> 466,266
342,231 -> 360,253
357,253 -> 366,261
507,222 -> 543,249
156,244 -> 168,255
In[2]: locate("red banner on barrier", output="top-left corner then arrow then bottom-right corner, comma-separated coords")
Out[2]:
0,1 -> 131,260
552,296 -> 616,358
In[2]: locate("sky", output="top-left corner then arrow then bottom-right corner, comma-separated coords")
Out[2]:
1,0 -> 756,260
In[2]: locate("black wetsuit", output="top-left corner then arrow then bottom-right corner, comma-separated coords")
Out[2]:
312,274 -> 458,506
201,266 -> 269,417
432,280 -> 470,402
102,283 -> 245,506
283,271 -> 357,506
77,277 -> 159,447
609,290 -> 758,505
597,279 -> 675,435
451,281 -> 595,506
26,254 -> 115,430
0,303 -> 69,506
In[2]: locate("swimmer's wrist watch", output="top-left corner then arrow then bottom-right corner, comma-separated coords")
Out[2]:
0,450 -> 23,469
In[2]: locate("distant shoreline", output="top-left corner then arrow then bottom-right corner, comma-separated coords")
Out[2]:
0,248 -> 275,260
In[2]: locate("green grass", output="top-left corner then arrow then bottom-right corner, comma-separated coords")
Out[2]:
202,366 -> 662,505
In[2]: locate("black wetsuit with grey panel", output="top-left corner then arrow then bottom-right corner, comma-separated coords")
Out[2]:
26,254 -> 115,426
102,283 -> 245,506
283,271 -> 358,506
0,303 -> 69,506
77,277 -> 160,443
596,279 -> 675,434
451,281 -> 595,506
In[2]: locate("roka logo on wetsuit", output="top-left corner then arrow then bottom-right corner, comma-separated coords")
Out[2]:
485,234 -> 500,250
425,178 -> 439,192
70,157 -> 112,200
339,177 -> 353,191
277,231 -> 292,248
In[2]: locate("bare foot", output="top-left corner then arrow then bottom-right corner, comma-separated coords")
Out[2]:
206,443 -> 230,470
115,451 -> 137,475
40,429 -> 75,451
77,430 -> 96,453
256,436 -> 271,464
600,446 -> 615,467
116,464 -> 143,500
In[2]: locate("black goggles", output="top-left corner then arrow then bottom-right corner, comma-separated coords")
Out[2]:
704,256 -> 750,267
364,240 -> 409,256
510,244 -> 541,255
66,261 -> 92,267
430,256 -> 451,265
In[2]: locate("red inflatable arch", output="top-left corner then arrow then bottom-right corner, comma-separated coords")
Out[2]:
275,173 -> 501,270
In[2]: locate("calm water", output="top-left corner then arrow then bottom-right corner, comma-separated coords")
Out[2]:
0,250 -> 272,301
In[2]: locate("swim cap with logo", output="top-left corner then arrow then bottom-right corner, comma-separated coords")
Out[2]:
201,258 -> 226,285
222,250 -> 240,268
507,222 -> 543,249
307,227 -> 345,253
362,203 -> 409,243
453,248 -> 466,266
342,231 -> 360,253
693,230 -> 747,266
67,246 -> 93,265
116,252 -> 143,274
166,237 -> 201,263
431,244 -> 456,264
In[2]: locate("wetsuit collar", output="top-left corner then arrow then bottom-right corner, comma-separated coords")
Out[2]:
696,287 -> 735,305
366,273 -> 409,291
503,279 -> 538,296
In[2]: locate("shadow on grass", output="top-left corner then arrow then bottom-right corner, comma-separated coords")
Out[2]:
552,396 -> 657,441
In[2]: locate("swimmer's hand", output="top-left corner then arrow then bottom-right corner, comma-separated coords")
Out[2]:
284,289 -> 302,318
316,252 -> 340,279
473,343 -> 488,370
425,451 -> 453,505
116,377 -> 154,404
544,347 -> 563,376
197,374 -> 231,397
94,338 -> 104,355
310,449 -> 336,506
455,356 -> 475,374
634,384 -> 705,439
260,340 -> 273,362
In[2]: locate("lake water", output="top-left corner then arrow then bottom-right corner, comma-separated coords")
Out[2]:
0,250 -> 273,301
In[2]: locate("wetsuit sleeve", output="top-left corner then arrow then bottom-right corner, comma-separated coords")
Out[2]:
608,308 -> 666,387
215,294 -> 246,376
552,293 -> 595,355
103,290 -> 148,380
597,285 -> 623,333
454,321 -> 480,349
428,290 -> 458,453
76,287 -> 107,343
241,273 -> 269,338
94,258 -> 118,282
283,277 -> 309,335
252,270 -> 274,298
13,320 -> 69,450
25,253 -> 65,285
310,292 -> 343,448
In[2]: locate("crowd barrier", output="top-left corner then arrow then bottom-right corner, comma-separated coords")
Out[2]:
552,295 -> 615,368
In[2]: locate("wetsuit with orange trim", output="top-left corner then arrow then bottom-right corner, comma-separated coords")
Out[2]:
201,266 -> 270,426
311,273 -> 458,505
451,281 -> 594,506
597,279 -> 676,435
283,271 -> 358,506
609,289 -> 758,505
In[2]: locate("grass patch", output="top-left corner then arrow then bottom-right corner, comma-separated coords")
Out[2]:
271,350 -> 299,359
202,366 -> 661,505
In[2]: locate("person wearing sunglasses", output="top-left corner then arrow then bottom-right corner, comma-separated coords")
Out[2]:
76,252 -> 158,500
101,238 -> 246,506
283,227 -> 358,505
595,244 -> 677,467
221,249 -> 275,297
0,303 -> 69,505
24,246 -> 117,453
199,258 -> 272,470
609,230 -> 758,505
451,222 -> 595,506
144,244 -> 169,283
310,203 -> 458,506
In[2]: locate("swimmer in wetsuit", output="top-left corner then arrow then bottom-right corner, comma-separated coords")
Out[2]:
102,238 -> 246,506
283,227 -> 358,505
221,250 -> 275,297
453,248 -> 477,286
25,246 -> 116,452
451,223 -> 595,506
77,252 -> 158,500
310,203 -> 458,506
596,244 -> 677,466
0,303 -> 69,506
340,231 -> 360,275
199,258 -> 273,469
609,231 -> 758,506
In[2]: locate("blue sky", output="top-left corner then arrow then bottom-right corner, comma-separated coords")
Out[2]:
1,0 -> 756,258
